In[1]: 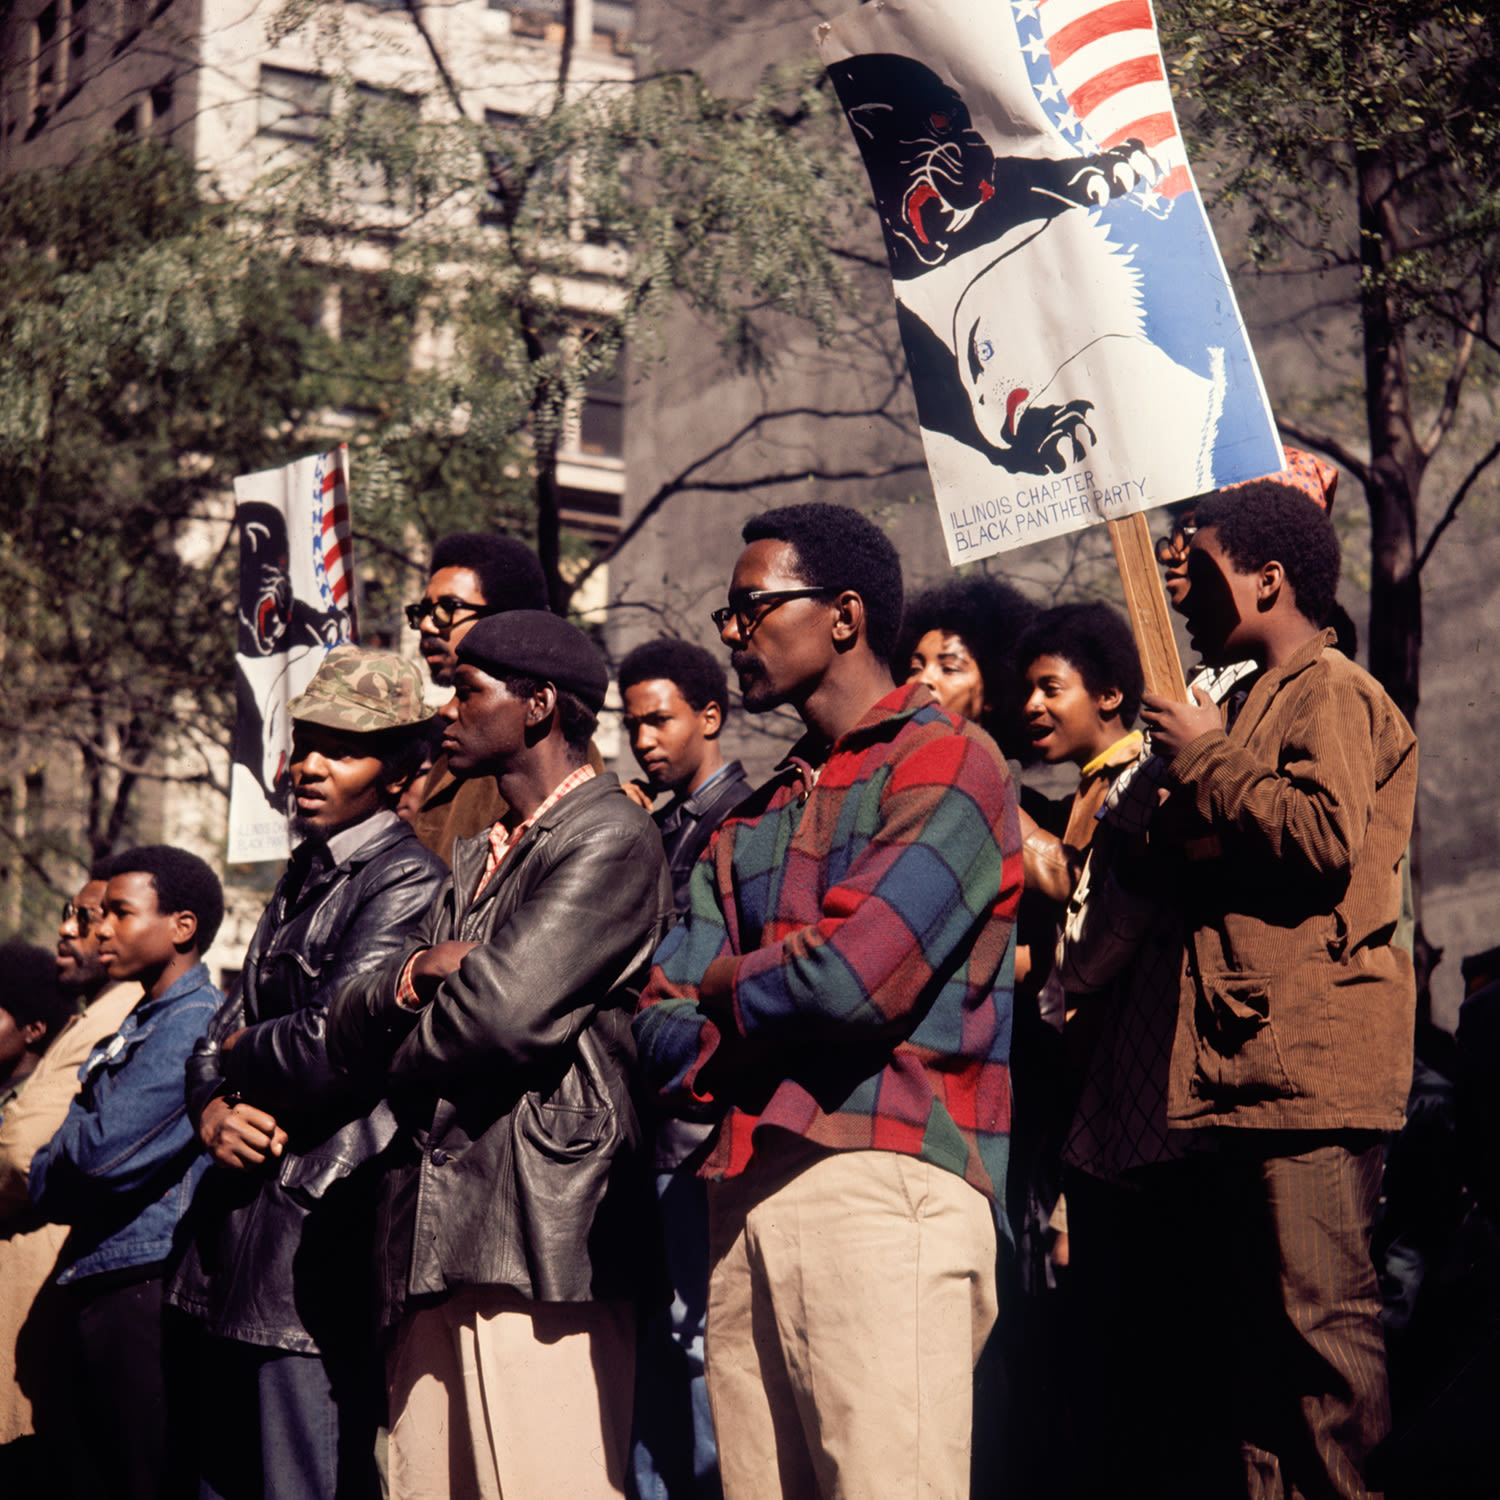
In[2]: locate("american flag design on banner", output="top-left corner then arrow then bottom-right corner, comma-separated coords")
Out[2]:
1021,0 -> 1191,201
312,449 -> 358,635
817,0 -> 1281,564
228,446 -> 358,862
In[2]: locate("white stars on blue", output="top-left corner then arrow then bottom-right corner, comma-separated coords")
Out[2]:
1011,2 -> 1100,155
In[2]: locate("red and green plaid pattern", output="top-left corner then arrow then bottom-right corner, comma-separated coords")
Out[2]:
634,684 -> 1022,1205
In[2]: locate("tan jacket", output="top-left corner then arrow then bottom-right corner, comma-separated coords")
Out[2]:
1164,632 -> 1416,1133
0,981 -> 141,1440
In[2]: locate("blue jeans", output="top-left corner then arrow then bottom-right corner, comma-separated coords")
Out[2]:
197,1339 -> 381,1500
629,1173 -> 721,1500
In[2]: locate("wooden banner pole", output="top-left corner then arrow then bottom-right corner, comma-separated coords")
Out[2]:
1106,512 -> 1188,704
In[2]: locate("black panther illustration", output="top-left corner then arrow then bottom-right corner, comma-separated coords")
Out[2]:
232,502 -> 348,812
826,52 -> 1176,478
827,52 -> 1156,281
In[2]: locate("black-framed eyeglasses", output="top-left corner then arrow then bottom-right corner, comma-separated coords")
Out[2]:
1153,520 -> 1198,565
404,595 -> 497,632
62,900 -> 103,936
710,588 -> 834,634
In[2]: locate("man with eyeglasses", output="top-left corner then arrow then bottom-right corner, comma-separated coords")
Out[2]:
635,503 -> 1022,1500
0,860 -> 142,1464
404,533 -> 553,863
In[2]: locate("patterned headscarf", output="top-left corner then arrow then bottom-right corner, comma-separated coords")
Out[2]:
1223,445 -> 1339,514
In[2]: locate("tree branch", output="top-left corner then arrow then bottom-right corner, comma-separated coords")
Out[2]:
1274,419 -> 1370,488
553,0 -> 577,116
1416,438 -> 1500,575
569,453 -> 928,602
1420,316 -> 1477,460
400,0 -> 470,122
0,821 -> 70,899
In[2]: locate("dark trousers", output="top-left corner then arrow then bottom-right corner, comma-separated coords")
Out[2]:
1065,1159 -> 1243,1500
196,1337 -> 382,1500
1208,1132 -> 1392,1500
65,1265 -> 193,1500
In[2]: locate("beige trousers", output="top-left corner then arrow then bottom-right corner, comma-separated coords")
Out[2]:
706,1138 -> 998,1500
386,1285 -> 634,1500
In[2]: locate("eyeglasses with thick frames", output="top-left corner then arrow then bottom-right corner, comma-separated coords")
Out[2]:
62,900 -> 104,936
404,595 -> 497,632
710,588 -> 834,634
1153,520 -> 1198,565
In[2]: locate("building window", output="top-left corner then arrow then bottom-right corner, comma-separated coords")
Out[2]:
257,63 -> 329,166
577,362 -> 623,459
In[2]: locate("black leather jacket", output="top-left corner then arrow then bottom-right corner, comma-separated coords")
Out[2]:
656,759 -> 751,917
166,815 -> 446,1353
327,773 -> 674,1328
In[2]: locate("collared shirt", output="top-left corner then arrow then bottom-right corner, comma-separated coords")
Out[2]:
285,809 -> 404,907
635,683 -> 1022,1206
477,763 -> 597,897
397,764 -> 597,1009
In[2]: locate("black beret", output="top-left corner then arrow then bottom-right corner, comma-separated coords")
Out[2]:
456,610 -> 608,713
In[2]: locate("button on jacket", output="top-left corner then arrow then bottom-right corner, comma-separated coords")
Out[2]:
328,773 -> 674,1328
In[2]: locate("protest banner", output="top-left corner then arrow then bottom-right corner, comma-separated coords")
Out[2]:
816,0 -> 1282,574
227,447 -> 357,862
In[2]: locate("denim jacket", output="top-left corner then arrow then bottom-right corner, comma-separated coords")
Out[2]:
30,962 -> 221,1284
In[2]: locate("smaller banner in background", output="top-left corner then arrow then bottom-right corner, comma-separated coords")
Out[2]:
228,447 -> 357,863
817,0 -> 1283,564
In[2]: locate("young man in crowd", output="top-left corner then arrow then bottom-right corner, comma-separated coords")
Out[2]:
619,637 -> 750,1500
1140,481 -> 1417,1499
328,611 -> 673,1499
30,846 -> 225,1500
619,637 -> 750,919
404,532 -> 553,861
167,647 -> 447,1500
0,944 -> 73,1107
634,503 -> 1021,1500
0,870 -> 144,1468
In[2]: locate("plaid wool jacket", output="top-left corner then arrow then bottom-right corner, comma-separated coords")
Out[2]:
634,683 -> 1022,1205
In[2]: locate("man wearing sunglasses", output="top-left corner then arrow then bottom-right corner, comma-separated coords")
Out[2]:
635,503 -> 1022,1500
0,863 -> 143,1464
404,533 -> 553,863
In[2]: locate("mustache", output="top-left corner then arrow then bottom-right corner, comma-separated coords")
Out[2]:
730,651 -> 766,680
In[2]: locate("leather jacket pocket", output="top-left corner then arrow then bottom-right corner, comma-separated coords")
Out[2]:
1191,970 -> 1295,1104
510,1056 -> 624,1301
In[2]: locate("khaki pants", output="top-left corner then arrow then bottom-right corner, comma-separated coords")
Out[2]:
706,1138 -> 998,1500
386,1286 -> 634,1500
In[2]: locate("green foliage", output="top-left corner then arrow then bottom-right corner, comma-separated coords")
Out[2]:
244,24 -> 861,605
1159,0 -> 1500,331
0,138 -> 341,893
1158,0 -> 1500,740
0,20 -> 864,905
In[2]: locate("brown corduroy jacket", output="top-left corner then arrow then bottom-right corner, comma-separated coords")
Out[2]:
1162,630 -> 1417,1133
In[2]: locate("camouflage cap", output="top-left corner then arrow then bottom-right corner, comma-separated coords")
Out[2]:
288,646 -> 435,733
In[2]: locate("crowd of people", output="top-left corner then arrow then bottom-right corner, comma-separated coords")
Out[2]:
0,464 -> 1444,1500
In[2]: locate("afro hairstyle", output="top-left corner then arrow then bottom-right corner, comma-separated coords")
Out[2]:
1191,481 -> 1342,628
898,573 -> 1038,755
618,638 -> 731,720
1016,602 -> 1145,729
430,533 -> 550,613
741,504 -> 904,662
0,940 -> 74,1043
108,845 -> 225,953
